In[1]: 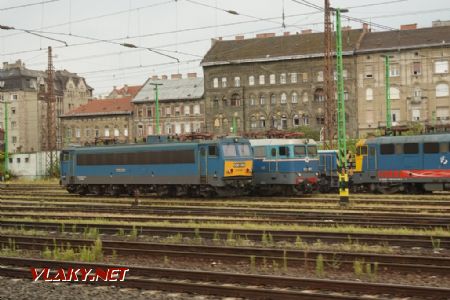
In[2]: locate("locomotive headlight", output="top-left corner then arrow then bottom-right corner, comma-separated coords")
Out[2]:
303,167 -> 307,171
297,172 -> 302,177
315,172 -> 319,176
308,167 -> 312,171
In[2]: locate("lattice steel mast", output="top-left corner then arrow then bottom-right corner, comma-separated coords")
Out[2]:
323,0 -> 335,149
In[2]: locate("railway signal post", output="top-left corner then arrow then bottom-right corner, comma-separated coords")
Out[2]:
335,7 -> 349,205
149,82 -> 163,135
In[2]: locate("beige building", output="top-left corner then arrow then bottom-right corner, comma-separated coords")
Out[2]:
356,24 -> 450,136
60,97 -> 133,146
132,74 -> 205,138
0,60 -> 92,152
201,29 -> 366,137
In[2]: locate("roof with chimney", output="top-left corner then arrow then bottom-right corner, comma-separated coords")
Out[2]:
201,29 -> 364,66
132,77 -> 204,103
61,97 -> 132,118
357,25 -> 450,52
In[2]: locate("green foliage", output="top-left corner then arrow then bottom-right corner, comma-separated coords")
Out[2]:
130,225 -> 138,239
315,254 -> 325,277
353,260 -> 364,278
290,126 -> 320,141
249,255 -> 256,272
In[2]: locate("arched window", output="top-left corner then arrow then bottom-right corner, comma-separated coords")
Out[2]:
214,118 -> 220,127
436,83 -> 449,97
366,88 -> 373,101
250,116 -> 257,129
302,114 -> 309,125
230,93 -> 241,107
291,92 -> 298,103
270,74 -> 276,84
114,127 -> 120,137
270,94 -> 276,105
293,115 -> 300,127
104,126 -> 110,137
280,93 -> 287,104
250,95 -> 256,106
249,75 -> 255,86
213,78 -> 218,88
259,95 -> 266,105
281,114 -> 288,129
194,104 -> 200,114
390,87 -> 400,100
302,92 -> 309,103
259,116 -> 266,128
314,88 -> 324,102
222,97 -> 228,107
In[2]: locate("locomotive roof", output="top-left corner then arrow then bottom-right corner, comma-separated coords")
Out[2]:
367,133 -> 450,144
249,139 -> 317,146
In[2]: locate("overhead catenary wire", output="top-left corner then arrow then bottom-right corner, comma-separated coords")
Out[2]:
0,0 -> 60,11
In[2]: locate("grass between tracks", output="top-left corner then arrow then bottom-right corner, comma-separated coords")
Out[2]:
2,216 -> 450,237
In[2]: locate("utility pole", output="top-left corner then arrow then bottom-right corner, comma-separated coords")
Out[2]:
45,46 -> 57,177
323,0 -> 335,150
149,82 -> 163,135
3,99 -> 8,179
335,7 -> 349,205
384,55 -> 392,135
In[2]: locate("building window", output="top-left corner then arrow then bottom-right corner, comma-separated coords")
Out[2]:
194,104 -> 200,115
435,60 -> 449,74
280,92 -> 287,104
317,71 -> 324,82
137,108 -> 143,117
392,110 -> 400,124
250,95 -> 256,106
259,95 -> 265,105
11,94 -> 18,101
85,128 -> 91,137
175,107 -> 180,116
175,123 -> 181,134
147,125 -> 153,135
303,114 -> 309,125
302,92 -> 308,103
124,126 -> 128,137
234,77 -> 240,87
230,94 -> 241,107
314,88 -> 324,102
302,73 -> 308,82
413,87 -> 422,100
213,78 -> 219,88
12,136 -> 17,143
184,105 -> 190,115
104,126 -> 110,137
389,64 -> 400,77
221,77 -> 227,88
364,65 -> 373,78
259,116 -> 266,128
281,115 -> 288,129
114,128 -> 120,137
366,88 -> 373,101
165,107 -> 171,115
185,122 -> 191,133
413,62 -> 421,75
291,92 -> 298,103
293,115 -> 300,127
436,83 -> 449,97
249,75 -> 255,86
213,97 -> 219,108
270,94 -> 276,105
290,73 -> 297,83
11,121 -> 16,129
222,97 -> 228,107
147,107 -> 153,117
75,128 -> 80,138
165,123 -> 172,134
412,109 -> 420,121
11,108 -> 16,114
17,158 -> 20,163
25,157 -> 29,163
214,118 -> 220,128
280,73 -> 287,84
270,74 -> 276,84
250,116 -> 257,129
390,87 -> 400,100
95,127 -> 99,137
259,75 -> 265,85
436,107 -> 449,121
316,115 -> 324,125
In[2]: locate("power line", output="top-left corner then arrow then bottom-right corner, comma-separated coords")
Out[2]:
0,0 -> 60,11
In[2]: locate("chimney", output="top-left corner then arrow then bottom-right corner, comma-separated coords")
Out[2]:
301,29 -> 312,34
235,35 -> 244,40
161,75 -> 168,80
124,84 -> 128,92
256,33 -> 275,38
342,26 -> 352,31
400,23 -> 417,30
362,23 -> 369,32
151,75 -> 158,80
171,73 -> 182,80
3,62 -> 7,69
187,72 -> 197,79
283,32 -> 290,36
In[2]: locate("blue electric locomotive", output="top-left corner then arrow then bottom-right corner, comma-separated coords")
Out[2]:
249,139 -> 319,195
317,150 -> 339,193
60,136 -> 253,197
353,133 -> 450,193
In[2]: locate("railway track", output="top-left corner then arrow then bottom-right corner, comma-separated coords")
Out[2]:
1,220 -> 449,249
2,235 -> 450,275
1,210 -> 449,229
1,256 -> 449,299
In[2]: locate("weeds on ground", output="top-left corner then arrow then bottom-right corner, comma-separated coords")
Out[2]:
315,254 -> 324,277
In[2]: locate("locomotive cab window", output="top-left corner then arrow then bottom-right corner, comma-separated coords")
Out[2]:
440,143 -> 450,153
307,145 -> 318,156
61,151 -> 70,161
395,144 -> 403,154
424,142 -> 439,154
294,146 -> 306,157
208,145 -> 218,156
404,143 -> 419,154
238,144 -> 252,156
356,146 -> 368,156
380,144 -> 395,155
222,144 -> 237,157
279,146 -> 289,157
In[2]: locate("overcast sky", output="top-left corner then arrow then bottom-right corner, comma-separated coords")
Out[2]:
0,0 -> 449,96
